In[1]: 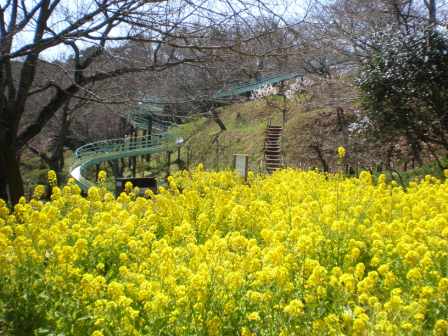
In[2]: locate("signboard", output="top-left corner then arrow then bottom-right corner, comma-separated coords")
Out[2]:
115,176 -> 158,196
233,154 -> 249,181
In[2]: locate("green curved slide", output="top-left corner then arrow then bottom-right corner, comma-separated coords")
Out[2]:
70,133 -> 178,191
70,72 -> 303,190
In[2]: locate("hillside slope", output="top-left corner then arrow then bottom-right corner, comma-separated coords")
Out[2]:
174,77 -> 360,173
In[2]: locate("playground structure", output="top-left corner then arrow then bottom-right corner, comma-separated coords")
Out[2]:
71,133 -> 177,191
70,72 -> 303,191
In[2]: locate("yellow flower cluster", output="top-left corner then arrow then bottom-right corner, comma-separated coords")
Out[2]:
98,170 -> 107,185
1,168 -> 448,335
47,170 -> 58,186
337,146 -> 346,159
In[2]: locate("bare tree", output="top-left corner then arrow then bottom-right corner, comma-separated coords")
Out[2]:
0,0 -> 306,203
311,0 -> 448,63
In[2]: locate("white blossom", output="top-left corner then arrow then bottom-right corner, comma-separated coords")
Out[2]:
250,78 -> 313,101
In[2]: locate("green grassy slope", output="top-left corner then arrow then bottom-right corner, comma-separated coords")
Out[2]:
171,93 -> 324,172
171,78 -> 447,180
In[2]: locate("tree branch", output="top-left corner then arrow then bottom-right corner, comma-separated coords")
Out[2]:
17,57 -> 200,149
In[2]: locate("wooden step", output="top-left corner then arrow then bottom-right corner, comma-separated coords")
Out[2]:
266,159 -> 281,162
265,150 -> 281,155
264,158 -> 283,164
265,125 -> 283,174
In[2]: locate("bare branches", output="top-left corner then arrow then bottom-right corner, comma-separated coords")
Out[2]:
16,55 -> 200,148
28,81 -> 59,96
0,0 -> 308,202
311,0 -> 448,65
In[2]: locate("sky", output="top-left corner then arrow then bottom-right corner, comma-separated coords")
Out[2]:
2,0 -> 311,62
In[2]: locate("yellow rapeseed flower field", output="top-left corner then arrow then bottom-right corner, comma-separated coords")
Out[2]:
1,168 -> 448,335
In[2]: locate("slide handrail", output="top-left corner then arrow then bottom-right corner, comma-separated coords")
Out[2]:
74,133 -> 165,160
70,132 -> 178,191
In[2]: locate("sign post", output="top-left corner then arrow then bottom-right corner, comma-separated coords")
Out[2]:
233,154 -> 249,181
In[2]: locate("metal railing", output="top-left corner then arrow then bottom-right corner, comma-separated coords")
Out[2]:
70,132 -> 179,191
74,133 -> 166,161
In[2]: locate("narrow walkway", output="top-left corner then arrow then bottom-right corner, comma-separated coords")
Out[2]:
264,125 -> 283,173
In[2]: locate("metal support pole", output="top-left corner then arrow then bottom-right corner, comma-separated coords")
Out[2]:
166,151 -> 171,177
146,116 -> 152,162
132,156 -> 137,177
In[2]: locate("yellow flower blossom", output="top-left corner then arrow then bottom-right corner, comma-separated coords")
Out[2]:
247,312 -> 261,321
91,331 -> 104,336
98,170 -> 107,184
283,299 -> 304,317
1,169 -> 448,335
337,146 -> 346,159
48,170 -> 58,186
433,320 -> 448,336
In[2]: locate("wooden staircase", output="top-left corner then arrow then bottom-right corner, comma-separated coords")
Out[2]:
264,125 -> 283,173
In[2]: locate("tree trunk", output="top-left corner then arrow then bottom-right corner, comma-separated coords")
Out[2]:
210,108 -> 226,131
49,102 -> 70,176
424,141 -> 444,170
109,160 -> 122,178
47,136 -> 66,179
282,94 -> 288,126
0,141 -> 24,204
95,164 -> 100,182
426,0 -> 436,27
385,144 -> 394,170
410,138 -> 423,166
310,144 -> 329,172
